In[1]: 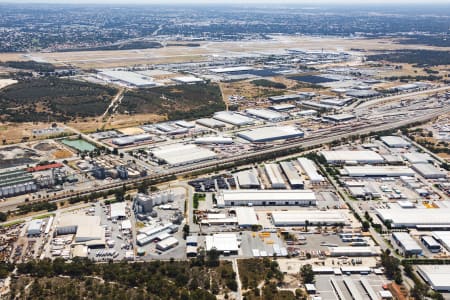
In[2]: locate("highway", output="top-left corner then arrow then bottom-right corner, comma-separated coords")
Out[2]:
2,104 -> 449,214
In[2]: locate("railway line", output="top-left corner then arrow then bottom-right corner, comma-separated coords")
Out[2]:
2,105 -> 448,214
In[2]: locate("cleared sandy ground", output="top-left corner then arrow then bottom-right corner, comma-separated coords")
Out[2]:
0,79 -> 17,90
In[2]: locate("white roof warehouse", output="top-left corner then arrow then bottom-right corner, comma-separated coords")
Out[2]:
321,150 -> 384,165
216,189 -> 317,207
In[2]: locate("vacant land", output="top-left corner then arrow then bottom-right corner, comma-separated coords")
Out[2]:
0,78 -> 117,122
119,83 -> 225,121
367,50 -> 450,66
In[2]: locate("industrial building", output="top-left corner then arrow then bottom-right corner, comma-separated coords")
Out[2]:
320,97 -> 353,107
391,232 -> 422,256
27,219 -> 43,236
194,136 -> 233,145
235,207 -> 259,227
342,166 -> 415,177
245,108 -> 286,122
110,202 -> 127,220
171,76 -> 204,84
175,120 -> 195,128
136,223 -> 177,246
205,233 -> 239,254
421,236 -> 441,253
151,144 -> 217,166
328,247 -> 379,257
380,136 -> 411,148
417,265 -> 450,291
213,111 -> 255,126
156,237 -> 179,251
271,210 -> 346,226
269,104 -> 296,111
237,126 -> 304,143
376,208 -> 450,228
297,157 -> 325,183
279,161 -> 304,189
323,114 -> 356,123
56,215 -> 105,247
345,89 -> 380,98
0,169 -> 38,198
234,170 -> 261,189
264,164 -> 286,189
98,70 -> 156,87
268,94 -> 301,103
112,133 -> 152,146
403,152 -> 433,164
432,231 -> 450,251
412,163 -> 447,179
321,150 -> 384,165
196,118 -> 226,128
216,190 -> 317,207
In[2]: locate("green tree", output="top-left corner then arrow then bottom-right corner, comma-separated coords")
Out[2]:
300,264 -> 314,284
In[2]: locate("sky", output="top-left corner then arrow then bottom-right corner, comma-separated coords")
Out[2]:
0,0 -> 448,4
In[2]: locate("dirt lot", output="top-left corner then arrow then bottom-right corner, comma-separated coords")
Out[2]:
0,122 -> 69,144
2,36 -> 449,70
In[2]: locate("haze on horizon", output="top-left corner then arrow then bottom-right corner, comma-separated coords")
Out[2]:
0,0 -> 449,4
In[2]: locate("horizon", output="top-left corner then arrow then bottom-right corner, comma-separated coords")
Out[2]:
0,0 -> 449,5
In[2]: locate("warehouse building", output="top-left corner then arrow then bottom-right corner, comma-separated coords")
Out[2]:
151,144 -> 217,166
245,108 -> 286,122
205,233 -> 239,254
417,265 -> 450,291
98,70 -> 156,87
342,166 -> 415,177
264,164 -> 286,189
268,94 -> 301,103
412,163 -> 447,179
323,114 -> 356,123
27,219 -> 43,236
172,76 -> 204,84
216,190 -> 317,207
279,161 -> 304,189
175,120 -> 195,128
421,236 -> 441,253
392,232 -> 422,256
380,136 -> 411,148
110,202 -> 127,220
299,101 -> 334,111
328,247 -> 379,257
271,210 -> 346,226
345,89 -> 380,98
196,118 -> 226,129
112,133 -> 152,146
234,170 -> 261,189
376,208 -> 450,228
269,104 -> 296,111
432,231 -> 450,251
237,126 -> 304,143
403,152 -> 433,164
56,215 -> 105,247
156,237 -> 179,251
213,111 -> 255,126
297,158 -> 325,183
235,207 -> 259,227
321,150 -> 384,165
194,136 -> 233,144
320,97 -> 353,107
